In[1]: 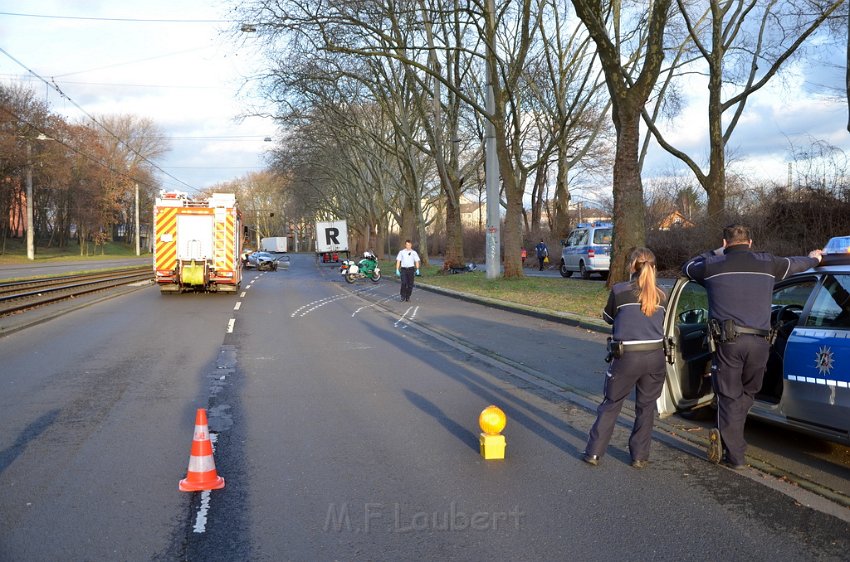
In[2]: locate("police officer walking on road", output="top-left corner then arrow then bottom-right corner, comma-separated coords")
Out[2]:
583,247 -> 668,468
682,224 -> 822,469
395,240 -> 421,302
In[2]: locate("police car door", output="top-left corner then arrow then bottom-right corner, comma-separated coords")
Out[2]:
780,273 -> 850,435
657,278 -> 715,417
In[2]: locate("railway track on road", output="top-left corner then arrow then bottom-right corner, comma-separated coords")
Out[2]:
0,267 -> 152,316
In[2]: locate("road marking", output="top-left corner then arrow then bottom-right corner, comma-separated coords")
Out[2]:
192,434 -> 217,534
291,288 -> 376,317
395,306 -> 417,328
240,292 -> 246,298
226,319 -> 235,333
352,295 -> 395,317
234,302 -> 241,311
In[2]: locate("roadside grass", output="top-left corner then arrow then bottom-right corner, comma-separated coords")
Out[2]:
379,260 -> 608,318
0,239 -> 150,265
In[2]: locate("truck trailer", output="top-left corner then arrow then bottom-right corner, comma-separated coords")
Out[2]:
315,220 -> 349,263
154,191 -> 243,293
261,236 -> 288,253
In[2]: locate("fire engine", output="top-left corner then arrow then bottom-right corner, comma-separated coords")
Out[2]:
153,191 -> 243,293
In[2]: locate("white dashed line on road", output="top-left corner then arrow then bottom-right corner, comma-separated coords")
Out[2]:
234,302 -> 241,311
226,319 -> 235,333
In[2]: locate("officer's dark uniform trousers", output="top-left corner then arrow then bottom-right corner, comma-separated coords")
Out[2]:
712,334 -> 770,464
400,267 -> 415,299
683,245 -> 817,465
585,280 -> 667,462
586,349 -> 665,461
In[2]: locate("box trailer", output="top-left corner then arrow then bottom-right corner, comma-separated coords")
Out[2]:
261,236 -> 288,253
315,220 -> 349,263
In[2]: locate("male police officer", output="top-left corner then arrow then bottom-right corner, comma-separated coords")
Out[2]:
682,224 -> 822,469
395,239 -> 421,302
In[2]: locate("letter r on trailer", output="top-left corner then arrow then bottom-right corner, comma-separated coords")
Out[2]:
325,228 -> 340,246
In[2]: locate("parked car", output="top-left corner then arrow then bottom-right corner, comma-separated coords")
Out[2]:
559,222 -> 612,279
658,236 -> 850,444
246,251 -> 278,271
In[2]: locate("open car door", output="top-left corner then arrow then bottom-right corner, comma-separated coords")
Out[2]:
657,278 -> 715,418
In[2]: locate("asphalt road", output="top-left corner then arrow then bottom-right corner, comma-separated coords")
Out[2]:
1,254 -> 850,560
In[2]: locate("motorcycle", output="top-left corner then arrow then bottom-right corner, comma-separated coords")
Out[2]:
340,251 -> 381,284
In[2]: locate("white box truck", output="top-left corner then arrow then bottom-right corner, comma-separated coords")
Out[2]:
315,220 -> 348,263
261,236 -> 288,253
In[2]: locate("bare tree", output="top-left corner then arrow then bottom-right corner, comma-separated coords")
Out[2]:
571,0 -> 673,283
644,0 -> 844,220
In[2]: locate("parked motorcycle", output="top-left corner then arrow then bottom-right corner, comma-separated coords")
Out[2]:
340,251 -> 381,284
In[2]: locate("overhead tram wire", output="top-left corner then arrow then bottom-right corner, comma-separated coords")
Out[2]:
0,46 -> 202,194
0,11 -> 232,24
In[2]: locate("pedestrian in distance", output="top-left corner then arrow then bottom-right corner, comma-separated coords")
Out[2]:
535,239 -> 548,271
583,247 -> 667,469
395,239 -> 421,302
521,247 -> 527,266
682,224 -> 822,469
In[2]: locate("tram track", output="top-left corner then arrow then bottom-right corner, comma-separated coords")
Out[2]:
0,266 -> 152,316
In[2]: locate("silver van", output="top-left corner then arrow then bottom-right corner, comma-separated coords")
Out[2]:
559,222 -> 612,279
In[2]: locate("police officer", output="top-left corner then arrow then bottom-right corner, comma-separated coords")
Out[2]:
583,247 -> 667,468
682,224 -> 822,468
395,239 -> 421,302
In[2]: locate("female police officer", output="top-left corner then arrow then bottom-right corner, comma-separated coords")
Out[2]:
583,247 -> 667,468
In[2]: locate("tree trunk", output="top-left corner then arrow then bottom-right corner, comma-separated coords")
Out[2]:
553,152 -> 571,240
609,109 -> 647,284
444,193 -> 463,268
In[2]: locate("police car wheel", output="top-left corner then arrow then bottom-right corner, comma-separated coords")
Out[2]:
580,262 -> 590,280
559,264 -> 572,278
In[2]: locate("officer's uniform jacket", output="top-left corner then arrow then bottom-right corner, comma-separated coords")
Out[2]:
603,279 -> 667,345
682,244 -> 818,331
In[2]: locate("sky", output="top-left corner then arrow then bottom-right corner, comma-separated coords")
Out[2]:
1,2 -> 849,202
0,1 -> 273,194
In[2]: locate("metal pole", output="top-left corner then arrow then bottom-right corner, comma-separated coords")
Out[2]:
135,183 -> 140,256
485,0 -> 500,279
26,141 -> 34,261
255,207 -> 260,249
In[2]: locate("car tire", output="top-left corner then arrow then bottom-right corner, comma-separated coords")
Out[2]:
580,262 -> 590,280
559,263 -> 572,278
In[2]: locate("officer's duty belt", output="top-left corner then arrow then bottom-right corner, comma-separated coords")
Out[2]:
734,326 -> 770,337
620,341 -> 664,352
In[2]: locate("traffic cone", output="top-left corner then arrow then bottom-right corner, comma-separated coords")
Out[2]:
179,408 -> 225,492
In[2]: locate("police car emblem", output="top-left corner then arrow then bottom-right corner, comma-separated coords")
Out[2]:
815,345 -> 835,376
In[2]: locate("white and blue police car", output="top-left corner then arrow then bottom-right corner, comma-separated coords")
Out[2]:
559,222 -> 612,280
658,236 -> 850,444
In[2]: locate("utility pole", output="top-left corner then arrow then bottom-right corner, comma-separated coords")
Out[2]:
26,140 -> 34,261
135,183 -> 140,256
484,0 -> 501,279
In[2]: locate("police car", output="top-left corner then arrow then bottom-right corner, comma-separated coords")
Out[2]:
658,236 -> 850,444
559,222 -> 612,279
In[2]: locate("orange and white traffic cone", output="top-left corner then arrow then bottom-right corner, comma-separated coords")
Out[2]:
179,408 -> 225,492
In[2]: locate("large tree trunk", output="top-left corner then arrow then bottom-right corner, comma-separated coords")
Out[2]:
444,193 -> 464,268
609,108 -> 647,283
552,154 -> 571,240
